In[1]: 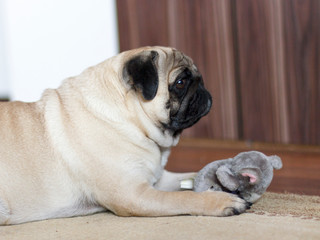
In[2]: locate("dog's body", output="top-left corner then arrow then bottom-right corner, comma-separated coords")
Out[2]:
0,47 -> 248,225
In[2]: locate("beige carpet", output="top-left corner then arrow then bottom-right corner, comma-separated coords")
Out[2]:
1,192 -> 319,240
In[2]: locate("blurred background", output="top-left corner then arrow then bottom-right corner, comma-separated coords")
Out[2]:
0,0 -> 319,146
0,0 -> 119,101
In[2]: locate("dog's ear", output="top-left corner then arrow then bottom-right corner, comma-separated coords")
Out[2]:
123,50 -> 159,100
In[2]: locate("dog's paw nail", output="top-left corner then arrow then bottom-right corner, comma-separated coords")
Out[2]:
233,209 -> 240,215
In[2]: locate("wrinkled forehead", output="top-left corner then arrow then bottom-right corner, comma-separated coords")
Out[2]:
155,47 -> 199,83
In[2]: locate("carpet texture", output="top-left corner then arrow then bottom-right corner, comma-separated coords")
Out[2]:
1,192 -> 319,240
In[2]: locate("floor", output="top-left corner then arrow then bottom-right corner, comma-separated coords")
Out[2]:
167,138 -> 320,196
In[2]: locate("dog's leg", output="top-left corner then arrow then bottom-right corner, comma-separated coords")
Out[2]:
104,182 -> 249,217
154,170 -> 196,191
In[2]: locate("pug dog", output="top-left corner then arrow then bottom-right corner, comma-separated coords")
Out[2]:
0,46 -> 249,225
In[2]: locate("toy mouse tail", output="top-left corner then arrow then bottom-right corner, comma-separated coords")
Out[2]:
270,155 -> 283,169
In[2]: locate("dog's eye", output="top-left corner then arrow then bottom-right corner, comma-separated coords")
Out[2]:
175,79 -> 187,89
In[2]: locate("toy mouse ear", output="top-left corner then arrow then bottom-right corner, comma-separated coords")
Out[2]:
269,155 -> 283,170
240,168 -> 262,185
216,166 -> 240,191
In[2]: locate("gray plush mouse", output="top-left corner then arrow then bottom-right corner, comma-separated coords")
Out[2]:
193,151 -> 282,203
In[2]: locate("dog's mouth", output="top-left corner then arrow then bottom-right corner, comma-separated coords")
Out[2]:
163,87 -> 212,135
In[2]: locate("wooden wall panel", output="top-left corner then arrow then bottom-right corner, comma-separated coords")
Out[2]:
281,0 -> 320,145
117,0 -> 169,48
234,0 -> 290,143
116,0 -> 320,145
234,0 -> 320,145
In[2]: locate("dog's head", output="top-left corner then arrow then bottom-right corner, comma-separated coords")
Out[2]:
122,46 -> 212,138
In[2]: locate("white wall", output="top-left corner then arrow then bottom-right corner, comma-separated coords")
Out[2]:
0,0 -> 9,98
1,0 -> 119,102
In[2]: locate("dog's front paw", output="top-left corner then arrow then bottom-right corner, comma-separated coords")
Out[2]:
201,191 -> 250,217
219,193 -> 250,216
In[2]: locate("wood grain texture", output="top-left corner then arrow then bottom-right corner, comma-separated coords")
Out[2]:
234,0 -> 287,143
117,0 -> 170,49
233,0 -> 320,144
166,138 -> 320,196
281,0 -> 320,145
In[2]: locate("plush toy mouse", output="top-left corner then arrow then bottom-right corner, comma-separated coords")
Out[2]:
190,151 -> 282,203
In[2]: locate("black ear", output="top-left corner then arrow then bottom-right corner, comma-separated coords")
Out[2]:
124,50 -> 159,100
